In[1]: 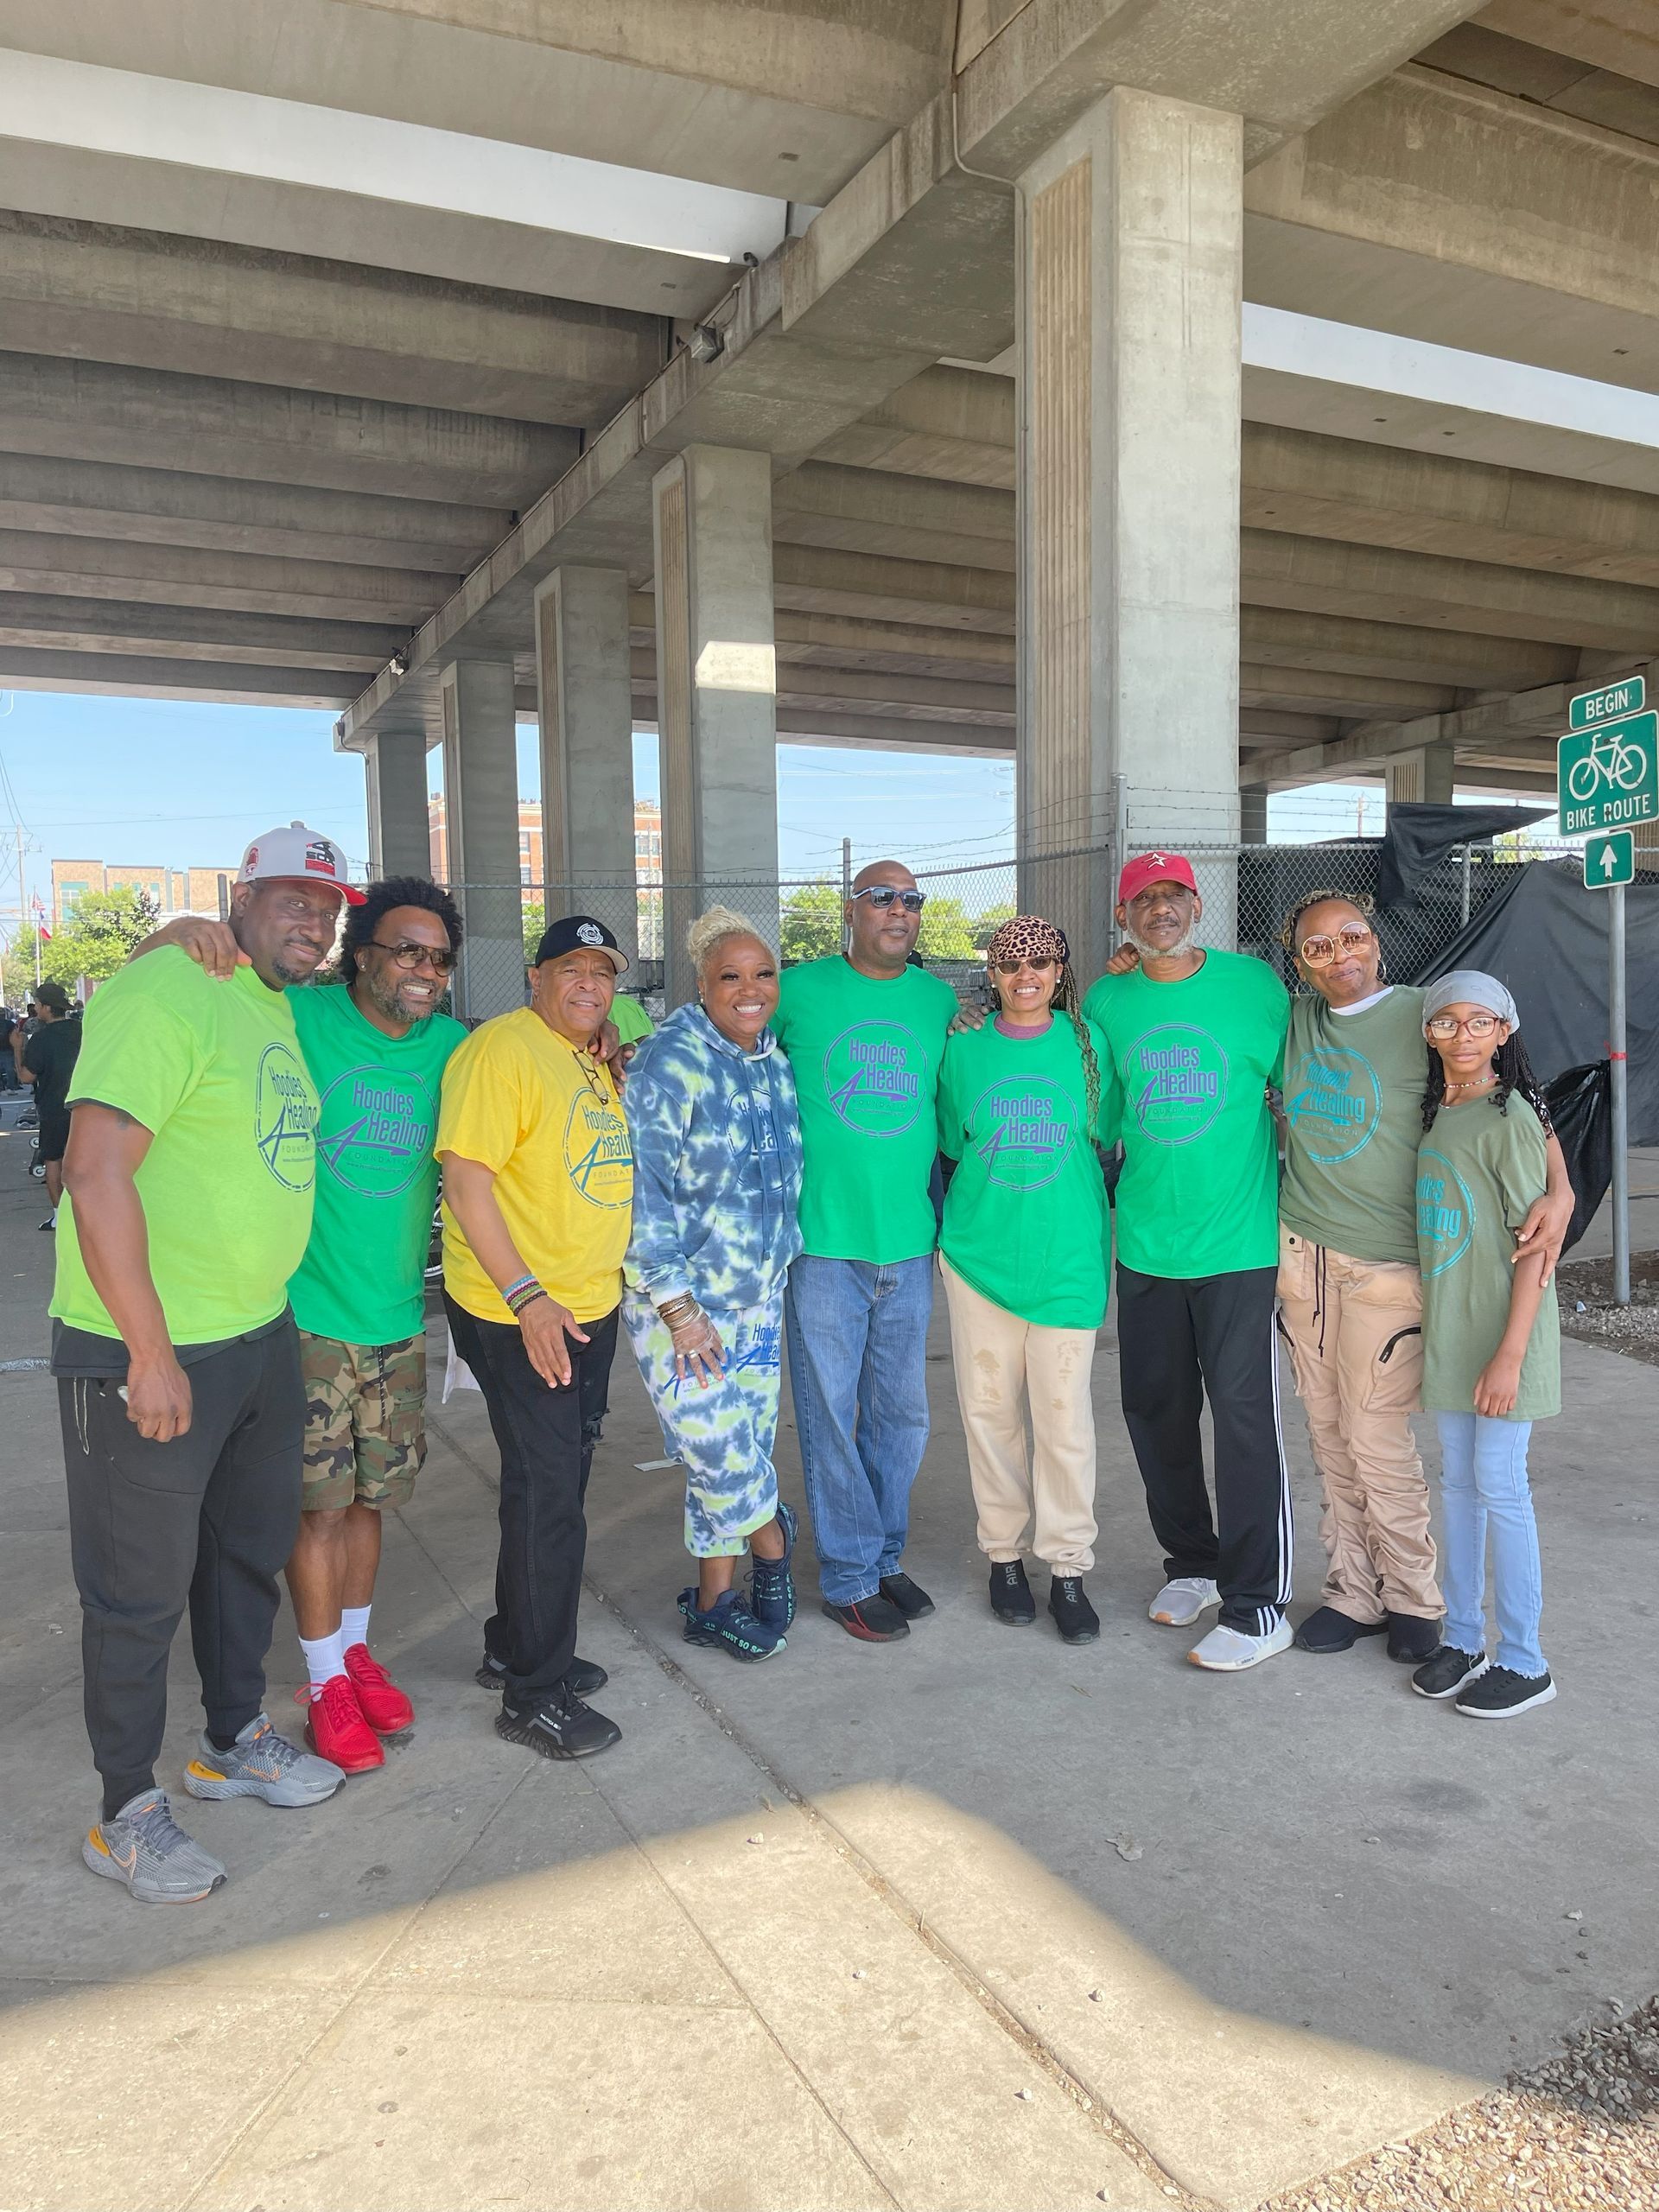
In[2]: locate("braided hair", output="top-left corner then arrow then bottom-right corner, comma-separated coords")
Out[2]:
1421,1027 -> 1545,1133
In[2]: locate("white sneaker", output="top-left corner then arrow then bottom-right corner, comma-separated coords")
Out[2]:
1187,1618 -> 1294,1672
1147,1576 -> 1220,1627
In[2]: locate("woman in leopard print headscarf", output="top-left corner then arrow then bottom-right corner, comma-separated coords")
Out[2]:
934,912 -> 1115,1648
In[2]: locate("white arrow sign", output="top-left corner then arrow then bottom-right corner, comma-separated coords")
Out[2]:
1601,842 -> 1618,878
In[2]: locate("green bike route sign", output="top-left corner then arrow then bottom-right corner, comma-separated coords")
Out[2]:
1557,709 -> 1658,836
1568,675 -> 1644,729
1583,830 -> 1635,889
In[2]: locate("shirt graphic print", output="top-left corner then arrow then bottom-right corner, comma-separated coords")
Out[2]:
1285,1045 -> 1382,1165
823,1020 -> 930,1138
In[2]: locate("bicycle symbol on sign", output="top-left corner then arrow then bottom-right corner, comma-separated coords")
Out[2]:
1567,725 -> 1649,804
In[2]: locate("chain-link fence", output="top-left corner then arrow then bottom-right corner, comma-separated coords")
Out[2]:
439,836 -> 1596,1020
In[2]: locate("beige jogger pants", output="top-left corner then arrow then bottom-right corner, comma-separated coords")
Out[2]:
1276,1225 -> 1441,1623
939,1254 -> 1098,1573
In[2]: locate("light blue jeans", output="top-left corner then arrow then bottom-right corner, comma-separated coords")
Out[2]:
1434,1412 -> 1548,1678
784,1254 -> 934,1606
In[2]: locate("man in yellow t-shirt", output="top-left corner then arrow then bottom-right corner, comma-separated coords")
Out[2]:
439,913 -> 633,1762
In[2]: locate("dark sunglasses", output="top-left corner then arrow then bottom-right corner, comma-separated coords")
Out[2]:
852,887 -> 926,912
991,955 -> 1056,976
370,938 -> 456,974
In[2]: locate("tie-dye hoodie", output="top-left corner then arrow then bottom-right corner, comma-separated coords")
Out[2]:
622,1002 -> 804,1312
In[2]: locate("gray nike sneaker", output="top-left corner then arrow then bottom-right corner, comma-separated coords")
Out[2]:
83,1789 -> 226,1904
182,1713 -> 344,1806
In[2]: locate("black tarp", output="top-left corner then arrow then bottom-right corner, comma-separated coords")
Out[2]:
1376,801 -> 1552,906
1403,859 -> 1659,1145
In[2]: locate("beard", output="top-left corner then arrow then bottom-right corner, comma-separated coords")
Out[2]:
1124,917 -> 1197,959
361,963 -> 435,1025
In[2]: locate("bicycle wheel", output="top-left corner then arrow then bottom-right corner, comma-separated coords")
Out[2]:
1615,743 -> 1646,791
1567,754 -> 1599,802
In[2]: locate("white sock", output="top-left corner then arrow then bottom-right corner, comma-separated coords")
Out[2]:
300,1628 -> 346,1688
340,1604 -> 372,1652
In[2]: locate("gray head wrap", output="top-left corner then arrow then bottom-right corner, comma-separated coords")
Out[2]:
1422,969 -> 1519,1031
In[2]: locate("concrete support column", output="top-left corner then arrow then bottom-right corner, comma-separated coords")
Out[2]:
534,566 -> 638,962
1387,741 -> 1456,808
439,658 -> 522,1020
364,729 -> 433,880
1240,782 -> 1269,844
1016,86 -> 1243,974
652,443 -> 778,1006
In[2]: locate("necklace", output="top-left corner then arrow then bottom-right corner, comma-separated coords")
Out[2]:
1445,1072 -> 1497,1095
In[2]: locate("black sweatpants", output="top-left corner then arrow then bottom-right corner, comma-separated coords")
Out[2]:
444,1295 -> 618,1705
1115,1264 -> 1291,1636
59,1320 -> 305,1819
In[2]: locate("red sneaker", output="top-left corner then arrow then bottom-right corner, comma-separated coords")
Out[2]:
343,1643 -> 415,1734
296,1675 -> 383,1773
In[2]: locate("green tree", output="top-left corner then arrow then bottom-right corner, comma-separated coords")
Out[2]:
521,899 -> 544,969
780,881 -> 843,964
41,886 -> 161,988
916,894 -> 975,962
971,899 -> 1015,952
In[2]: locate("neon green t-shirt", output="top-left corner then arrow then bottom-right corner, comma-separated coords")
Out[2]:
612,995 -> 654,1048
54,950 -> 320,1344
772,956 -> 958,1265
1084,950 -> 1288,1280
937,1016 -> 1113,1328
286,982 -> 466,1346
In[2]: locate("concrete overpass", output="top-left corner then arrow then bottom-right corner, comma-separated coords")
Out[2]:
3,1 -> 1658,1000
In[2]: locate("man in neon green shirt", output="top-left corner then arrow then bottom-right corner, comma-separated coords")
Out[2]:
54,823 -> 354,1905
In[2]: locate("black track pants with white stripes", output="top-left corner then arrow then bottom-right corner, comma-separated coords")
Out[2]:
1115,1263 -> 1292,1637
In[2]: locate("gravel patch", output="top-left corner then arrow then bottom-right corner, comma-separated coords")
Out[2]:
1557,1252 -> 1659,1370
1258,1995 -> 1659,2211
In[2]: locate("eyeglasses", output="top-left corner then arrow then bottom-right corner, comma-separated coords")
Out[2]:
370,938 -> 456,974
1426,1014 -> 1502,1040
991,955 -> 1056,976
851,887 -> 926,912
1299,925 -> 1375,967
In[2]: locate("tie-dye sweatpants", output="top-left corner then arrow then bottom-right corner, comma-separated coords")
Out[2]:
623,1288 -> 785,1558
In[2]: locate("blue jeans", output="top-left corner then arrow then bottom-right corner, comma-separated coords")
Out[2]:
785,1255 -> 934,1605
1434,1412 -> 1547,1677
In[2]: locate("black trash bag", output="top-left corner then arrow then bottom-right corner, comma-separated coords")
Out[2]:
1541,1062 -> 1612,1256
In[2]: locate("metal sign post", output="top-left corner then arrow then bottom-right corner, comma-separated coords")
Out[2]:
1561,688 -> 1655,1307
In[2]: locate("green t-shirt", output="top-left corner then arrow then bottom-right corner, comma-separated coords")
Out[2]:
613,995 -> 653,1047
772,956 -> 958,1264
54,951 -> 319,1344
1084,950 -> 1288,1280
1416,1093 -> 1560,1421
937,1017 -> 1111,1328
286,982 -> 467,1346
1281,985 -> 1430,1266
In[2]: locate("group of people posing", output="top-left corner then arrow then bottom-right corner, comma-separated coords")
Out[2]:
44,826 -> 1572,1906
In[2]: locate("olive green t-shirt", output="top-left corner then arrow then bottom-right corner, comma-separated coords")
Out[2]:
772,956 -> 958,1264
1281,985 -> 1430,1266
1416,1093 -> 1560,1421
1084,950 -> 1288,1280
937,1016 -> 1112,1329
54,950 -> 319,1344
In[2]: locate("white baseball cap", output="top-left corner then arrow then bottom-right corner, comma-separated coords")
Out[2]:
236,822 -> 364,906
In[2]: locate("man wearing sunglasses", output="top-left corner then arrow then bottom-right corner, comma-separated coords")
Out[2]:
772,859 -> 958,1641
135,873 -> 466,1771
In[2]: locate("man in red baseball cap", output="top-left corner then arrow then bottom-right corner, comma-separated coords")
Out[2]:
1084,852 -> 1294,1674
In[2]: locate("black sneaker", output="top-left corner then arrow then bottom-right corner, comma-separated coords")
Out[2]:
1047,1576 -> 1099,1645
878,1571 -> 935,1621
1411,1645 -> 1488,1701
476,1652 -> 608,1698
747,1501 -> 798,1631
495,1683 -> 620,1760
1386,1611 -> 1442,1665
1455,1664 -> 1557,1719
821,1594 -> 910,1643
988,1560 -> 1035,1625
1294,1605 -> 1386,1654
678,1586 -> 785,1662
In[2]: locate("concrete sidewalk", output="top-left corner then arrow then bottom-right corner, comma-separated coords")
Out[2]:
2,1099 -> 1655,2211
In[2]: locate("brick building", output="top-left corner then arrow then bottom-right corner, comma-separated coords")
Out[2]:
51,859 -> 238,928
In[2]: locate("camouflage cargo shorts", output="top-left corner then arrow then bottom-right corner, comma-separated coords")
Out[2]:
300,1331 -> 428,1512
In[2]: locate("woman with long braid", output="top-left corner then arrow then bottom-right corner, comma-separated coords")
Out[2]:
936,914 -> 1112,1645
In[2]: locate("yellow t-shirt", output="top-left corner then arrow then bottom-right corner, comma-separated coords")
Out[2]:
437,1007 -> 632,1325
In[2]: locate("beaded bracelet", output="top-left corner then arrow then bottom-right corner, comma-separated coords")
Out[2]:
505,1281 -> 548,1318
502,1272 -> 537,1305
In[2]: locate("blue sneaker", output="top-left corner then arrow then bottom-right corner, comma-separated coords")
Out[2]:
747,1501 -> 797,1631
678,1587 -> 786,1662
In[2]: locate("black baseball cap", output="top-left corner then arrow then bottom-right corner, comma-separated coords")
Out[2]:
532,913 -> 628,975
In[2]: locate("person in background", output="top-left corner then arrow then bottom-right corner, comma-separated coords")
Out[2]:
439,915 -> 632,1760
1411,973 -> 1560,1719
1276,892 -> 1573,1667
772,860 -> 958,1643
1084,853 -> 1294,1673
0,1004 -> 20,1092
19,981 -> 81,1230
936,914 -> 1110,1645
54,824 -> 351,1905
623,907 -> 803,1661
136,875 -> 468,1774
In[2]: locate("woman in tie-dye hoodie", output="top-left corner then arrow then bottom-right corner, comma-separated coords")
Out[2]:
622,908 -> 804,1662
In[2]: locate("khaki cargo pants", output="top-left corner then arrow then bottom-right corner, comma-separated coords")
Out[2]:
1276,1226 -> 1441,1623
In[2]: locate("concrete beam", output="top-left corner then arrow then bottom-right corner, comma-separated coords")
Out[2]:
0,531 -> 444,626
0,353 -> 577,507
0,451 -> 504,573
1474,2 -> 1659,94
0,645 -> 361,708
1241,603 -> 1578,691
1245,65 -> 1659,391
813,366 -> 1017,488
0,213 -> 666,429
632,652 -> 1014,726
1238,660 -> 1457,719
772,461 -> 1015,571
773,543 -> 1014,633
0,592 -> 404,671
